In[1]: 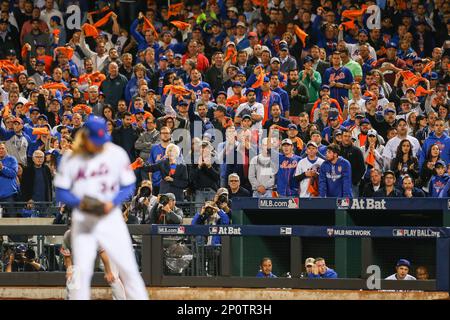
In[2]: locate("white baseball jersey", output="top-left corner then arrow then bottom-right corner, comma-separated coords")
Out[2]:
295,157 -> 324,198
385,274 -> 417,280
54,143 -> 136,203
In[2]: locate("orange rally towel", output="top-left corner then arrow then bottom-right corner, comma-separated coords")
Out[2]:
42,82 -> 68,92
340,20 -> 357,31
251,66 -> 265,89
251,0 -> 269,8
142,16 -> 158,37
163,85 -> 192,96
307,176 -> 319,197
82,23 -> 99,37
52,29 -> 60,37
55,47 -> 74,60
130,159 -> 144,170
89,72 -> 106,86
0,60 -> 25,74
293,25 -> 308,47
341,5 -> 368,20
224,46 -> 237,64
170,21 -> 190,30
422,61 -> 435,74
73,104 -> 92,115
168,3 -> 184,18
400,70 -> 423,87
365,150 -> 376,167
88,6 -> 110,16
32,127 -> 50,136
415,86 -> 434,97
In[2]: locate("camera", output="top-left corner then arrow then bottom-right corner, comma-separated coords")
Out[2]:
204,206 -> 215,217
139,186 -> 151,198
217,194 -> 228,205
159,194 -> 170,206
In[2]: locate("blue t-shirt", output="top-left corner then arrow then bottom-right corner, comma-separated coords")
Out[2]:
148,144 -> 167,187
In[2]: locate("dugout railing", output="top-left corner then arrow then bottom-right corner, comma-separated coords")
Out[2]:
0,224 -> 448,292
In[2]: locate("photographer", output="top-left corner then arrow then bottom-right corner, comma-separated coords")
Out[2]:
127,180 -> 157,224
191,201 -> 230,246
214,188 -> 232,219
147,193 -> 183,224
5,244 -> 45,272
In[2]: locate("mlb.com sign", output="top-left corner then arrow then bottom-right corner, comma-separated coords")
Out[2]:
259,198 -> 299,209
337,198 -> 387,210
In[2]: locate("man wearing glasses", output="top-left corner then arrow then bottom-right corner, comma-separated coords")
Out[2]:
147,126 -> 172,196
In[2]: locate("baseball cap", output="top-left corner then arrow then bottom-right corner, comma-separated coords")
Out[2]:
215,105 -> 227,113
334,129 -> 343,136
281,138 -> 293,145
226,41 -> 236,47
400,97 -> 412,104
288,124 -> 298,130
384,108 -> 396,115
216,91 -> 227,98
159,55 -> 168,61
242,114 -> 252,120
63,114 -> 72,120
4,76 -> 14,82
13,117 -> 23,125
367,129 -> 377,136
164,193 -> 176,201
358,29 -> 369,35
174,53 -> 182,59
36,59 -> 45,65
305,257 -> 315,267
178,100 -> 189,107
38,114 -> 48,121
360,118 -> 371,125
263,76 -> 270,82
430,72 -> 438,80
396,259 -> 411,268
232,81 -> 242,87
320,84 -> 330,91
245,88 -> 255,95
306,141 -> 318,148
383,170 -> 396,178
63,93 -> 73,99
436,160 -> 446,167
227,6 -> 238,13
84,116 -> 111,146
0,19 -> 8,24
270,57 -> 280,64
217,187 -> 229,196
248,32 -> 257,38
355,113 -> 365,119
133,108 -> 145,114
304,55 -> 313,63
413,58 -> 423,65
202,87 -> 211,93
386,42 -> 397,49
405,87 -> 416,94
328,112 -> 338,120
6,49 -> 16,56
30,108 -> 40,114
236,22 -> 246,28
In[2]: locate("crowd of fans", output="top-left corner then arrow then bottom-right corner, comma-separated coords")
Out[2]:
0,0 -> 449,222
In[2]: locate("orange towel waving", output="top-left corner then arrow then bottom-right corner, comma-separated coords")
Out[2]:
342,5 -> 368,20
170,21 -> 190,30
73,104 -> 92,115
251,0 -> 269,8
55,47 -> 74,60
32,127 -> 50,136
52,29 -> 60,37
224,46 -> 237,64
1,105 -> 10,118
293,25 -> 308,47
415,86 -> 434,97
252,65 -> 265,89
89,71 -> 106,87
339,20 -> 357,31
93,12 -> 113,28
401,70 -> 423,87
0,60 -> 25,74
82,23 -> 99,37
130,159 -> 144,170
422,61 -> 435,74
42,82 -> 68,92
270,124 -> 289,132
168,3 -> 184,18
163,85 -> 192,96
142,16 -> 158,37
88,6 -> 110,16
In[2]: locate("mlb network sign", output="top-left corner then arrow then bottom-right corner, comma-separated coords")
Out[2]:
259,198 -> 299,209
337,198 -> 387,210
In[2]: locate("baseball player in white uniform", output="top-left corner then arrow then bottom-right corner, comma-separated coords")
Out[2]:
54,117 -> 148,300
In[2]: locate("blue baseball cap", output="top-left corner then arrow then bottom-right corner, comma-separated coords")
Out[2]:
63,93 -> 73,99
430,72 -> 438,80
232,81 -> 242,87
386,42 -> 397,49
133,108 -> 145,114
36,59 -> 45,65
321,84 -> 330,91
245,88 -> 255,95
413,58 -> 423,65
160,55 -> 168,61
263,76 -> 270,82
84,116 -> 111,146
30,108 -> 40,114
38,114 -> 48,121
384,108 -> 396,115
288,124 -> 298,130
360,118 -> 371,125
396,259 -> 411,268
328,112 -> 339,121
435,160 -> 446,167
303,55 -> 314,63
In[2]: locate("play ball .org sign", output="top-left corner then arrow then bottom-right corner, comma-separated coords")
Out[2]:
258,198 -> 299,209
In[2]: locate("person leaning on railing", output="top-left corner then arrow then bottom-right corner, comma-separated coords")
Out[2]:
0,142 -> 19,211
307,257 -> 337,279
191,201 -> 230,246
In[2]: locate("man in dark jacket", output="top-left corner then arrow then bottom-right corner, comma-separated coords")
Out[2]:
112,112 -> 139,162
285,69 -> 309,119
340,129 -> 365,197
373,171 -> 402,197
204,52 -> 225,96
21,150 -> 53,202
0,19 -> 19,59
147,193 -> 183,224
361,168 -> 383,197
100,62 -> 129,109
